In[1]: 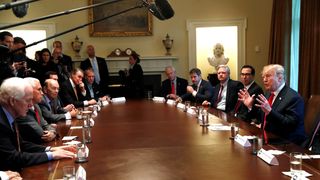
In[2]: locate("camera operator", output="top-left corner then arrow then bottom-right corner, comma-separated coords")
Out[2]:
11,37 -> 41,79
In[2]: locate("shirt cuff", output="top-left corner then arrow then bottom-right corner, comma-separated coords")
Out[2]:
64,112 -> 71,120
46,152 -> 53,161
0,171 -> 9,180
192,91 -> 197,97
81,90 -> 86,97
83,101 -> 88,106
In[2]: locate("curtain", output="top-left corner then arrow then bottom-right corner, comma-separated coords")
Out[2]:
268,0 -> 292,81
298,0 -> 320,100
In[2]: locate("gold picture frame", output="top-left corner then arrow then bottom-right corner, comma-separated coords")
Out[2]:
88,0 -> 153,37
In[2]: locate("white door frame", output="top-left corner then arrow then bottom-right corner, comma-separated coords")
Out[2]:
186,18 -> 247,80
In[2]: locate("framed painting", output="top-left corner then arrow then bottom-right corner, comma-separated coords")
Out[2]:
88,0 -> 153,37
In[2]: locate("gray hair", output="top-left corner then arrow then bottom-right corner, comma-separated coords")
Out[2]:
165,66 -> 176,72
262,64 -> 286,82
24,77 -> 40,88
217,65 -> 230,74
0,77 -> 31,104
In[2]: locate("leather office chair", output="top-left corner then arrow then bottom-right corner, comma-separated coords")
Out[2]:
302,95 -> 320,150
304,95 -> 320,136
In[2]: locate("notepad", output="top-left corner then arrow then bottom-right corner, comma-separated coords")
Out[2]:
62,136 -> 77,141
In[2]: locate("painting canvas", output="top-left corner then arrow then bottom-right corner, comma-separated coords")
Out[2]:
89,0 -> 153,36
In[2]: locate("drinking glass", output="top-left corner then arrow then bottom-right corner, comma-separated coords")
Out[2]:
230,122 -> 239,139
290,152 -> 302,176
251,137 -> 263,155
63,166 -> 75,180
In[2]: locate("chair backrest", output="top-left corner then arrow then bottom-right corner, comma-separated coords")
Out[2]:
304,95 -> 320,136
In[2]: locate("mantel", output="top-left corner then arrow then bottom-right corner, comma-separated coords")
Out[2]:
106,56 -> 178,75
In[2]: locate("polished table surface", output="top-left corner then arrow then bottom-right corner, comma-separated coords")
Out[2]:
21,100 -> 320,179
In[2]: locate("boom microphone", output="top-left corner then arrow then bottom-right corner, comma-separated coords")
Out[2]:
146,0 -> 174,20
12,0 -> 29,18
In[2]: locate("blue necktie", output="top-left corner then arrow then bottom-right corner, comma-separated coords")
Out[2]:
92,58 -> 100,84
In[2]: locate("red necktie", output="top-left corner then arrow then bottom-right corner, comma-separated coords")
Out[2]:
215,85 -> 224,107
34,107 -> 41,125
263,93 -> 275,144
171,81 -> 175,94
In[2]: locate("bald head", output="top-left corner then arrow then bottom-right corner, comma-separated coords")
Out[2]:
43,79 -> 60,100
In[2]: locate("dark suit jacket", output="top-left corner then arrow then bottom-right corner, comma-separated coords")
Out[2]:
0,106 -> 48,171
210,79 -> 244,113
59,79 -> 86,108
161,77 -> 188,98
38,96 -> 67,124
236,81 -> 264,122
84,80 -> 104,101
16,104 -> 55,144
181,79 -> 213,104
61,53 -> 73,73
260,85 -> 306,145
80,57 -> 109,93
126,63 -> 144,99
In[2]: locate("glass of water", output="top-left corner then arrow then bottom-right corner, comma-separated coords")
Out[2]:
290,152 -> 302,176
63,165 -> 75,180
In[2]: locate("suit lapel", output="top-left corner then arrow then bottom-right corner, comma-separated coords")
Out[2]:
271,85 -> 288,110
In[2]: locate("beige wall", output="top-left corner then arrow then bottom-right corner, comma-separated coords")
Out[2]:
0,0 -> 272,85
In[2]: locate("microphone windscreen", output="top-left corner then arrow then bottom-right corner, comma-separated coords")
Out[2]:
12,0 -> 28,18
149,0 -> 174,20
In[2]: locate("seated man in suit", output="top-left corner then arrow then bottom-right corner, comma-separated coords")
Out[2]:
16,78 -> 56,144
0,77 -> 75,171
203,65 -> 243,113
80,45 -> 109,94
234,65 -> 263,122
161,66 -> 188,100
238,64 -> 306,145
84,68 -> 109,101
179,68 -> 213,104
59,68 -> 96,108
39,79 -> 77,124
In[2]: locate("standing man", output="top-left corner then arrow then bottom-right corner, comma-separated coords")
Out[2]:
80,45 -> 109,94
52,47 -> 70,83
203,65 -> 243,113
235,65 -> 263,122
0,77 -> 75,171
238,64 -> 306,145
0,31 -> 15,84
52,40 -> 73,73
180,68 -> 213,104
161,66 -> 188,100
59,68 -> 96,108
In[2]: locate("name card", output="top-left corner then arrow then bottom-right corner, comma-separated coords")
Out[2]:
257,148 -> 279,165
177,103 -> 185,109
76,165 -> 87,180
187,108 -> 196,115
234,134 -> 251,147
111,97 -> 126,103
102,100 -> 109,106
166,99 -> 176,105
152,96 -> 165,103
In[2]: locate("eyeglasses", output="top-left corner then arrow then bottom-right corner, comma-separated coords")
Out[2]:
240,73 -> 252,76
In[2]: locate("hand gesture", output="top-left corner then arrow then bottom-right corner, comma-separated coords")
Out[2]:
255,94 -> 272,115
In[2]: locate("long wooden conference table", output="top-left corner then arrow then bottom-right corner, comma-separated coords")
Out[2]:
21,100 -> 320,179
